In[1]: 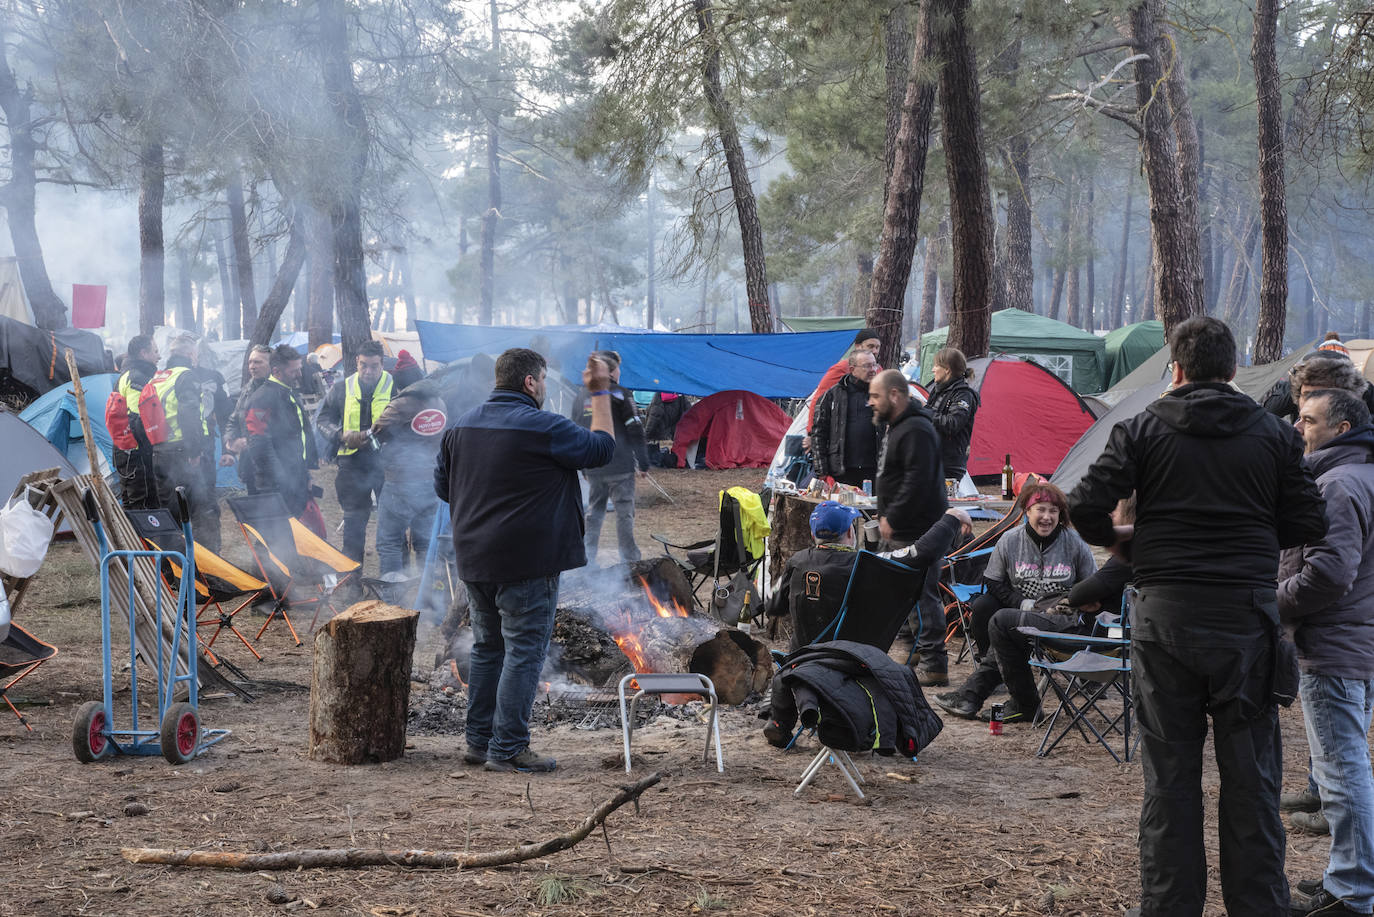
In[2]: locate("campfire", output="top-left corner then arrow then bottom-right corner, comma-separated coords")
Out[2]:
435,558 -> 772,707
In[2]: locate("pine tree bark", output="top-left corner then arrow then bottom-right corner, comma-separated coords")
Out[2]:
867,0 -> 937,368
693,0 -> 773,333
305,206 -> 334,350
1130,0 -> 1203,335
1111,183 -> 1132,326
1251,0 -> 1287,362
215,234 -> 240,341
0,35 -> 66,328
248,216 -> 306,352
319,0 -> 372,365
881,0 -> 912,206
920,231 -> 941,336
1084,179 -> 1096,331
646,179 -> 656,329
226,171 -> 257,338
176,248 -> 194,331
937,0 -> 993,358
138,141 -> 166,335
1224,214 -> 1261,327
479,0 -> 500,326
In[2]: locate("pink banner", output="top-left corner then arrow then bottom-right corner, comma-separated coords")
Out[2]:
71,284 -> 107,328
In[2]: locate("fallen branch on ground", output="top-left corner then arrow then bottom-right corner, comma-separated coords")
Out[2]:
121,772 -> 663,871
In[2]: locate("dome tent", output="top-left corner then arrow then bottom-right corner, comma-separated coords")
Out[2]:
672,391 -> 791,469
1103,320 -> 1166,388
917,309 -> 1108,393
961,356 -> 1096,479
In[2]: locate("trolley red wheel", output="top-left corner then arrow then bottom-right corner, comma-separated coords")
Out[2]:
159,702 -> 200,765
72,701 -> 111,763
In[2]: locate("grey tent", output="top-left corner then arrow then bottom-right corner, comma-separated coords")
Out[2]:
0,411 -> 77,530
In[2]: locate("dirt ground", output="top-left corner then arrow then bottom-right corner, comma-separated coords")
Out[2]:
0,466 -> 1331,916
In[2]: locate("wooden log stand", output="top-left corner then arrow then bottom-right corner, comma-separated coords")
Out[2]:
308,601 -> 418,764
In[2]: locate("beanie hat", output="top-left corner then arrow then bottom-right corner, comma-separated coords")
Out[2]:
395,349 -> 419,370
853,328 -> 880,346
810,500 -> 862,541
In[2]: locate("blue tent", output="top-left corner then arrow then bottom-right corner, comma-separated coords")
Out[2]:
413,322 -> 856,398
19,372 -> 118,475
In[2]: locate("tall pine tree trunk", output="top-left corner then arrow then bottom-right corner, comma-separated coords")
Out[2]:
216,234 -> 239,340
479,0 -> 500,325
248,216 -> 307,351
1252,0 -> 1287,362
1084,179 -> 1096,331
881,0 -> 911,205
138,141 -> 166,335
646,178 -> 656,329
305,206 -> 334,349
693,0 -> 772,333
867,0 -> 937,367
920,232 -> 941,337
1111,183 -> 1132,326
226,171 -> 257,338
938,0 -> 993,358
176,248 -> 194,330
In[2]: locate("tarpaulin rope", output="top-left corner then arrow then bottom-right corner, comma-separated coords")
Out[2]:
48,331 -> 57,380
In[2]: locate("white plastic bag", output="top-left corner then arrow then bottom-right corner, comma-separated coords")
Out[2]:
0,493 -> 55,579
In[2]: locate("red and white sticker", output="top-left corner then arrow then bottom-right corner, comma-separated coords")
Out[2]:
411,408 -> 447,435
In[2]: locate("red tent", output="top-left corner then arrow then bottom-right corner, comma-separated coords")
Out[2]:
672,390 -> 791,469
965,356 -> 1095,478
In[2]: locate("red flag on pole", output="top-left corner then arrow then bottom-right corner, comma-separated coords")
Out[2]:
71,284 -> 107,328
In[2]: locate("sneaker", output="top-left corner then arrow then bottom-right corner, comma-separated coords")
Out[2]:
1297,878 -> 1325,897
979,700 -> 1042,725
1281,788 -> 1322,813
933,692 -> 980,720
1290,887 -> 1369,915
462,745 -> 487,765
1290,810 -> 1332,836
915,667 -> 949,688
762,720 -> 793,749
484,747 -> 557,773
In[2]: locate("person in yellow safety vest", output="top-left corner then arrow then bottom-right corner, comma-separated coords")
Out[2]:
140,354 -> 221,550
244,345 -> 323,536
109,335 -> 160,509
315,339 -> 393,563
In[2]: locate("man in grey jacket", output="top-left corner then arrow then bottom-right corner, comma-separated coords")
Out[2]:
1279,388 -> 1374,917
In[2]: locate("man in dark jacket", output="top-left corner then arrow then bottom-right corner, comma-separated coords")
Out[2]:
1068,316 -> 1327,917
811,350 -> 880,486
572,351 -> 650,565
869,368 -> 950,685
1278,388 -> 1374,917
110,334 -> 160,509
244,345 -> 318,522
374,379 -> 447,576
1263,351 -> 1374,421
224,345 -> 272,486
434,349 -> 615,773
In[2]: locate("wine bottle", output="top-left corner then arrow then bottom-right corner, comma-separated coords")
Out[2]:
738,592 -> 753,635
1001,453 -> 1015,500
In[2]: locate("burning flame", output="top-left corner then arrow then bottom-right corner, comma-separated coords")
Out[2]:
638,577 -> 688,618
614,630 -> 652,673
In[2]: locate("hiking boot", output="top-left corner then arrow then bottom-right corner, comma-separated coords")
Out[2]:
1297,878 -> 1325,897
915,667 -> 949,688
762,720 -> 793,749
1282,788 -> 1322,813
484,747 -> 557,773
462,745 -> 487,765
933,692 -> 980,720
1290,811 -> 1331,836
979,700 -> 1042,725
1290,887 -> 1370,916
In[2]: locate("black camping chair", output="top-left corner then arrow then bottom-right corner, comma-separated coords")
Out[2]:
652,489 -> 770,607
0,624 -> 58,731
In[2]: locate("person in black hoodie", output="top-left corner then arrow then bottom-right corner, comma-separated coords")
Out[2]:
869,368 -> 950,684
1068,316 -> 1327,917
925,347 -> 980,483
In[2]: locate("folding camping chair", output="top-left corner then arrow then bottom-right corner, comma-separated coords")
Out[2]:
0,624 -> 58,731
225,493 -> 361,644
651,487 -> 770,608
1021,590 -> 1136,763
783,550 -> 929,798
126,508 -> 268,664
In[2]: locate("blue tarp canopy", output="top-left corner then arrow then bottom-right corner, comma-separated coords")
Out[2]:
414,322 -> 856,397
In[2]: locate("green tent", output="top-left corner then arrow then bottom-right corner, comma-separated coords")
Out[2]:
780,315 -> 868,332
917,309 -> 1108,393
1103,321 -> 1166,387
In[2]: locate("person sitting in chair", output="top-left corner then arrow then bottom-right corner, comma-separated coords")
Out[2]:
763,501 -> 971,747
932,482 -> 1099,725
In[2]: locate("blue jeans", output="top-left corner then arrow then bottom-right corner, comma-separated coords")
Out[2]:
584,473 -> 640,564
463,576 -> 560,760
376,479 -> 438,575
1300,672 -> 1374,911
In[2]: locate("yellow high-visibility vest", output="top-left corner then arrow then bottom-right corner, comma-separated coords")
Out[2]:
145,367 -> 208,444
337,371 -> 394,456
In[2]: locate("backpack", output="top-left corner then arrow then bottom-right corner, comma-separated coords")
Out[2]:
104,389 -> 137,450
138,371 -> 174,445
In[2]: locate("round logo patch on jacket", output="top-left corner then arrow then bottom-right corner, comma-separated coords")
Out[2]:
411,408 -> 447,436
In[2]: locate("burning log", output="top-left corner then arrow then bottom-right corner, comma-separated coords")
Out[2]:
618,616 -> 773,704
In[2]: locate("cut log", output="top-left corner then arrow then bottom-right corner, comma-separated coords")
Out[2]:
620,617 -> 772,704
308,601 -> 418,764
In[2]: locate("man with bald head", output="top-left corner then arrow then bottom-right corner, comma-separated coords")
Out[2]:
869,368 -> 950,683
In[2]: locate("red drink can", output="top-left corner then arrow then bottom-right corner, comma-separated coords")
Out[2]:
988,703 -> 1004,736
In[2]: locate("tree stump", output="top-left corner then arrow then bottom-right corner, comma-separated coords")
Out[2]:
308,601 -> 419,764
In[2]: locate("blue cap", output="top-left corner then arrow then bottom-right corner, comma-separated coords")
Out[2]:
810,500 -> 862,540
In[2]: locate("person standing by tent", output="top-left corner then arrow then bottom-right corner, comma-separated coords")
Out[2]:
1068,316 -> 1327,917
810,349 -> 880,486
166,334 -> 231,549
317,340 -> 394,564
925,347 -> 981,484
223,345 -> 272,484
868,368 -> 950,686
107,334 -> 160,510
805,328 -> 883,445
140,351 -> 219,548
373,378 -> 447,576
572,351 -> 650,565
244,345 -> 322,535
434,349 -> 615,773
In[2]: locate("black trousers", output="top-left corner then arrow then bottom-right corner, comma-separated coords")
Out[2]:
336,455 -> 384,563
960,607 -> 1085,712
114,447 -> 158,510
152,446 -> 219,552
1132,585 -> 1287,917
